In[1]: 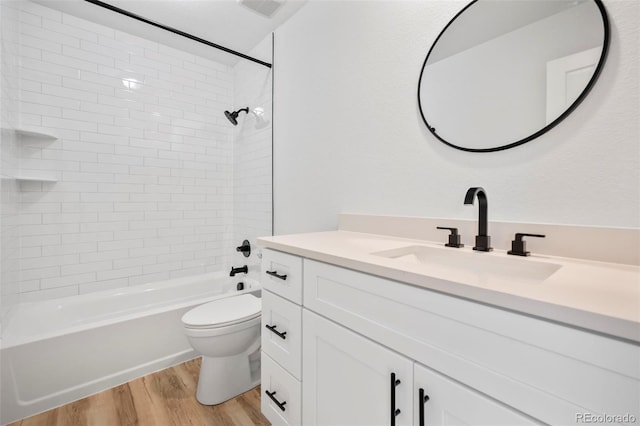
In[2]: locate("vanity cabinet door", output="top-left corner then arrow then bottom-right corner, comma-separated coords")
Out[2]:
302,309 -> 413,426
414,363 -> 540,426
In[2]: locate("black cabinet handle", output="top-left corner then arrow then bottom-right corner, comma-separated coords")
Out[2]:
265,324 -> 287,339
265,390 -> 287,412
266,270 -> 287,280
390,373 -> 401,426
418,388 -> 430,426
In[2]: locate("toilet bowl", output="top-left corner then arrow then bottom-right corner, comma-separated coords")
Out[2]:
182,293 -> 262,405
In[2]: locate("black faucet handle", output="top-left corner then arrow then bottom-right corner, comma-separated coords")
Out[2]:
236,239 -> 251,257
508,233 -> 545,256
436,227 -> 464,248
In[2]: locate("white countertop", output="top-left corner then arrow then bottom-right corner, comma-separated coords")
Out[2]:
257,230 -> 640,343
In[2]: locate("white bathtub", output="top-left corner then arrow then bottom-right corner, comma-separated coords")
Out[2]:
0,272 -> 260,425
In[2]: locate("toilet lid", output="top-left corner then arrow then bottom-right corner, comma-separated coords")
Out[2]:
182,294 -> 261,328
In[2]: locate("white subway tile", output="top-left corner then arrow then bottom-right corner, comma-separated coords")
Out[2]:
130,137 -> 171,151
113,202 -> 157,212
19,214 -> 42,225
98,35 -> 144,56
62,171 -> 114,183
81,193 -> 129,202
80,249 -> 128,263
42,51 -> 98,73
98,212 -> 145,222
113,255 -> 156,269
61,260 -> 112,276
97,266 -> 142,281
80,100 -> 129,118
97,123 -> 144,138
43,18 -> 98,43
63,14 -> 114,38
20,223 -> 80,236
82,162 -> 129,175
20,45 -> 42,60
20,22 -> 79,47
42,84 -> 98,103
143,261 -> 181,274
113,229 -> 157,240
98,239 -> 143,251
41,242 -> 97,256
19,101 -> 62,117
20,265 -> 60,281
114,174 -> 157,185
79,278 -> 128,294
115,31 -> 158,51
129,246 -> 170,257
81,221 -> 129,232
20,2 -> 62,23
97,94 -> 144,111
79,132 -> 126,147
62,77 -> 115,97
61,231 -> 114,244
41,272 -> 96,289
21,90 -> 81,110
19,280 -> 41,293
129,165 -> 170,176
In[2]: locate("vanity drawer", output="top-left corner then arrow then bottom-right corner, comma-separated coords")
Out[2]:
261,249 -> 303,304
261,352 -> 301,426
262,290 -> 302,379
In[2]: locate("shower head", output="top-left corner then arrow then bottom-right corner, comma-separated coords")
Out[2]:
224,107 -> 249,126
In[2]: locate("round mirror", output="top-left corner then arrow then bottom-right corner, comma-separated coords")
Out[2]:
418,0 -> 609,152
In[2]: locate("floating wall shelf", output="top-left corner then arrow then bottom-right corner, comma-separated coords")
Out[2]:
15,176 -> 58,183
14,128 -> 58,140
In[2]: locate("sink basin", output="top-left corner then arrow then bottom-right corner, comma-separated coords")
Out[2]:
371,245 -> 561,283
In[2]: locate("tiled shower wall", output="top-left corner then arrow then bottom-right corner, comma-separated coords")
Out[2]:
14,1 -> 241,301
1,0 -> 22,322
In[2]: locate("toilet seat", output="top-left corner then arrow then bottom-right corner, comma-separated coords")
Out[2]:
182,294 -> 261,329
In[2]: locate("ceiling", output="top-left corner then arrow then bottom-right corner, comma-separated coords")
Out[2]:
32,0 -> 308,66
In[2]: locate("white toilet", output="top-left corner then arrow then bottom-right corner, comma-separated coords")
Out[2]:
181,293 -> 262,405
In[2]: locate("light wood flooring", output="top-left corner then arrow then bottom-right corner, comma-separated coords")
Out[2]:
9,358 -> 270,426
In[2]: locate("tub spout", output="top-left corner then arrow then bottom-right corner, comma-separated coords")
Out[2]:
230,265 -> 248,276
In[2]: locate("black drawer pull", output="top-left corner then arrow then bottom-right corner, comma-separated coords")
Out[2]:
265,390 -> 287,412
391,373 -> 401,425
266,270 -> 287,280
419,387 -> 430,426
265,324 -> 287,339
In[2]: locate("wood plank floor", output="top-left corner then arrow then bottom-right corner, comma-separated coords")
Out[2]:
10,358 -> 271,426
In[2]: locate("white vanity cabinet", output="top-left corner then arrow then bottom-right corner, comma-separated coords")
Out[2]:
260,248 -> 640,425
260,250 -> 303,426
302,309 -> 413,426
414,363 -> 538,425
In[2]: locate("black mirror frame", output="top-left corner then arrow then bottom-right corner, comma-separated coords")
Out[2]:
417,0 -> 610,153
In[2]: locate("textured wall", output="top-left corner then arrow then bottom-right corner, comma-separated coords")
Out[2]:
273,0 -> 639,234
15,1 -> 236,301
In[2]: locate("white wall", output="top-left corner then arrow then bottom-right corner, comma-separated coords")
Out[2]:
14,1 -> 237,301
273,0 -> 639,234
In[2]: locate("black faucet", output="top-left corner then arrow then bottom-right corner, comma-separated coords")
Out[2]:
464,187 -> 492,252
230,265 -> 248,276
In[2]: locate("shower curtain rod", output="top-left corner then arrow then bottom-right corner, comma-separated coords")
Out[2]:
83,0 -> 272,69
